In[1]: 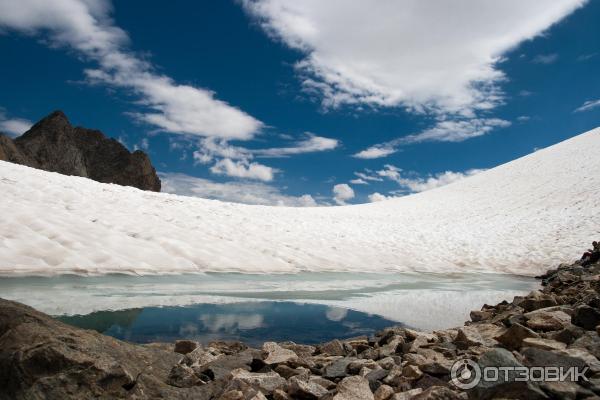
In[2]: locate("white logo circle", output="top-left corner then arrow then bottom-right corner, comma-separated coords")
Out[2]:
450,359 -> 481,389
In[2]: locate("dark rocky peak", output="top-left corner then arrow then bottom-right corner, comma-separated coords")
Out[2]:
0,110 -> 161,192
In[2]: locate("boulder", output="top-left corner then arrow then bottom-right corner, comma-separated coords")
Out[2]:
412,386 -> 463,399
454,324 -> 503,349
495,323 -> 540,350
324,357 -> 356,379
175,340 -> 200,355
524,309 -> 571,332
572,305 -> 600,330
333,376 -> 374,400
227,368 -> 286,395
321,339 -> 347,356
521,337 -> 567,351
0,298 -> 210,400
287,375 -> 329,399
262,342 -> 298,365
373,384 -> 394,400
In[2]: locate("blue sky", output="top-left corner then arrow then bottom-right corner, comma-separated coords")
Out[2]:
0,0 -> 598,205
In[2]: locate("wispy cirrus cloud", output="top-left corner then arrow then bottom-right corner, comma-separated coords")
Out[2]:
354,118 -> 511,159
532,53 -> 559,64
355,165 -> 485,193
0,0 -> 262,140
574,99 -> 600,113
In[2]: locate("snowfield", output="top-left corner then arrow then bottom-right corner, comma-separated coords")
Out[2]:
1,128 -> 599,277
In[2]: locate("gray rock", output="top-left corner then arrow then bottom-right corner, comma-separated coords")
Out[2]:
454,324 -> 503,349
333,375 -> 374,400
175,339 -> 200,355
288,375 -> 329,399
391,389 -> 423,400
0,298 -> 209,400
521,337 -> 567,351
262,342 -> 298,365
167,364 -> 204,388
412,386 -> 463,399
321,339 -> 347,356
227,368 -> 286,395
495,322 -> 540,350
373,384 -> 394,400
324,357 -> 356,379
524,309 -> 571,331
471,348 -> 548,400
572,305 -> 600,330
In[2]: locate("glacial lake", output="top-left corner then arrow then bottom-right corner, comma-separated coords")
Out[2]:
0,272 -> 538,344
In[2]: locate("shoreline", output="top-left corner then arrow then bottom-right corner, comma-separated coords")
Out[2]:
1,244 -> 599,399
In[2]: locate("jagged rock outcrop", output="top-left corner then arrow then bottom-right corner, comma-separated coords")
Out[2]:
0,111 -> 160,191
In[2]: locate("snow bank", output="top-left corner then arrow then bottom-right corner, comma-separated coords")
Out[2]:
1,128 -> 599,276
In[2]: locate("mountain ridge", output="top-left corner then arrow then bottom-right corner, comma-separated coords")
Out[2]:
0,111 -> 160,192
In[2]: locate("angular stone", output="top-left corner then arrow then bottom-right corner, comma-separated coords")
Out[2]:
521,337 -> 567,351
545,324 -> 585,345
228,368 -> 286,394
454,324 -> 503,349
495,322 -> 540,350
333,375 -> 374,400
288,375 -> 329,399
391,389 -> 422,400
321,339 -> 347,356
525,309 -> 571,332
412,387 -> 463,400
324,357 -> 356,379
262,342 -> 298,365
374,384 -> 395,400
166,364 -> 203,388
272,388 -> 292,400
377,356 -> 396,370
470,310 -> 492,322
219,390 -> 244,400
520,291 -> 558,312
471,348 -> 548,400
572,305 -> 600,330
183,346 -> 220,367
174,339 -> 199,355
402,365 -> 423,380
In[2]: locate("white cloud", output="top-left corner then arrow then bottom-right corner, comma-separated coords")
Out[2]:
254,133 -> 338,157
532,53 -> 559,64
353,171 -> 383,182
349,178 -> 367,185
210,158 -> 276,181
374,165 -> 486,193
574,99 -> 600,113
332,183 -> 354,205
242,0 -> 584,115
368,192 -> 394,202
353,145 -> 397,159
160,172 -> 317,206
517,115 -> 531,122
354,118 -> 511,159
0,0 -> 262,139
0,109 -> 32,137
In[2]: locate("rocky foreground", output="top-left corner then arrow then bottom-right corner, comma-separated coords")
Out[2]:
2,244 -> 600,400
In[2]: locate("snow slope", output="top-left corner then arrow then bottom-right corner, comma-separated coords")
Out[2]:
1,128 -> 599,277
